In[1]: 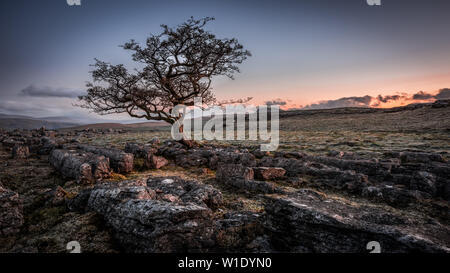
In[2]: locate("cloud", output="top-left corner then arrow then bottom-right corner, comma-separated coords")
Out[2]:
216,97 -> 253,106
0,98 -> 136,124
435,88 -> 450,100
412,91 -> 434,100
20,85 -> 85,98
0,100 -> 44,114
299,88 -> 450,110
265,98 -> 287,106
0,98 -> 77,117
302,95 -> 372,110
377,94 -> 404,103
410,88 -> 450,101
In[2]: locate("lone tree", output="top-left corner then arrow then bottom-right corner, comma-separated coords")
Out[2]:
78,17 -> 251,127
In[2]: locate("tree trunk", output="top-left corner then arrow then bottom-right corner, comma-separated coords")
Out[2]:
178,123 -> 196,148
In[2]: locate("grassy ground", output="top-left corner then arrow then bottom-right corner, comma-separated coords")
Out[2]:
78,105 -> 450,160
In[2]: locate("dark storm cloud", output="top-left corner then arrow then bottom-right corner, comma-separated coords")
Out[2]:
20,85 -> 85,98
265,99 -> 287,106
302,95 -> 372,110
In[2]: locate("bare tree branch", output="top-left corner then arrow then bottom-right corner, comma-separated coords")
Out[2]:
78,17 -> 251,125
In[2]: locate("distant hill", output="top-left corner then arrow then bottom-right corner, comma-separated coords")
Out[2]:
62,121 -> 170,131
0,117 -> 79,130
279,99 -> 450,132
2,100 -> 448,131
0,112 -> 170,131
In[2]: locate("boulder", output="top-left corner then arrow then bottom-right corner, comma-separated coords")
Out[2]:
362,185 -> 423,207
293,162 -> 369,193
146,177 -> 223,209
253,167 -> 286,180
125,142 -> 153,157
216,164 -> 279,193
399,152 -> 445,164
209,151 -> 256,170
410,171 -> 437,196
11,145 -> 29,159
125,142 -> 167,169
216,164 -> 254,182
214,212 -> 264,251
2,138 -> 22,149
49,149 -> 111,183
174,150 -> 211,168
148,155 -> 169,169
38,137 -> 56,155
264,190 -> 450,253
85,182 -> 215,253
78,145 -> 134,173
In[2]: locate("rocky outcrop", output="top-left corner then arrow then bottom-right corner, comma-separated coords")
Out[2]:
12,145 -> 29,159
216,164 -> 280,194
91,198 -> 215,253
78,145 -> 134,173
398,152 -> 445,164
148,155 -> 169,169
2,138 -> 23,149
125,142 -> 168,169
264,190 -> 450,253
216,164 -> 255,182
253,167 -> 286,180
38,136 -> 57,155
79,178 -> 222,252
208,151 -> 256,170
0,186 -> 24,237
146,177 -> 223,209
214,212 -> 265,251
1,127 -> 449,254
157,141 -> 256,170
124,142 -> 154,157
49,149 -> 111,183
256,150 -> 449,205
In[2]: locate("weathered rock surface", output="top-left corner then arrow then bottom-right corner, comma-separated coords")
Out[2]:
83,180 -> 217,252
2,138 -> 22,149
146,177 -> 223,209
0,186 -> 24,237
398,152 -> 445,164
216,164 -> 254,182
49,149 -> 111,183
216,164 -> 280,193
1,127 -> 449,253
125,142 -> 154,157
93,199 -> 214,253
214,212 -> 265,251
264,190 -> 450,253
38,136 -> 57,155
148,155 -> 169,169
12,145 -> 29,159
78,145 -> 134,173
253,167 -> 286,180
157,141 -> 256,170
125,142 -> 168,169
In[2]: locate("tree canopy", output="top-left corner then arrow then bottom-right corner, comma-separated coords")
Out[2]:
78,17 -> 251,124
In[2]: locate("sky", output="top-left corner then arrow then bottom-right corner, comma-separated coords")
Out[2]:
0,0 -> 450,122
